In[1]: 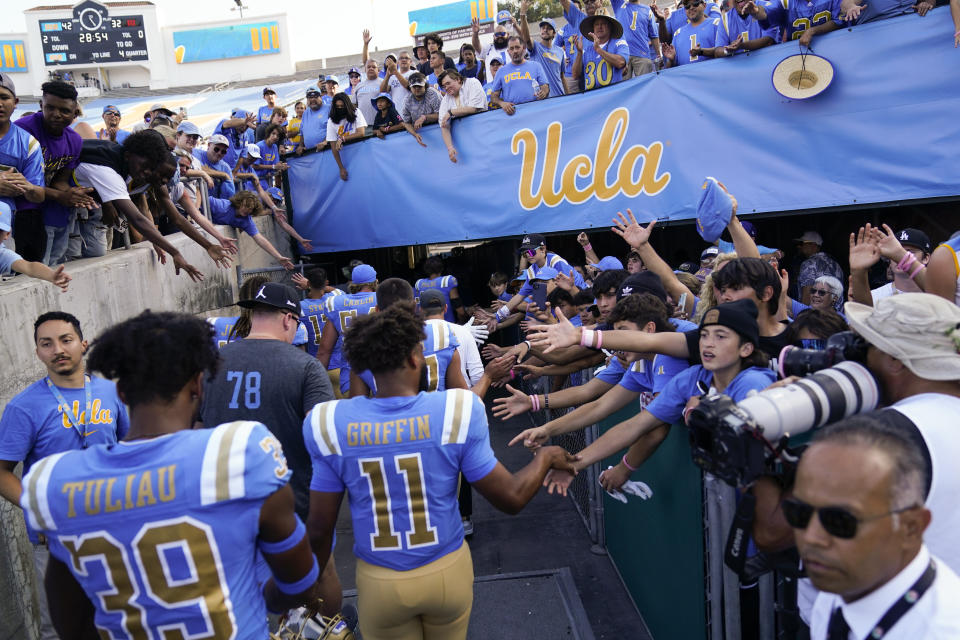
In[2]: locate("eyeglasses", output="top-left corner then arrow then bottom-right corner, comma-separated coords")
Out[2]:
523,249 -> 536,259
809,288 -> 832,297
781,497 -> 918,539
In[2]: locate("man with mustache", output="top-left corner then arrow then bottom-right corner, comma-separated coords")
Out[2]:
0,311 -> 129,640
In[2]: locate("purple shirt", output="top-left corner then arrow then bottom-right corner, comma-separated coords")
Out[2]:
15,112 -> 83,227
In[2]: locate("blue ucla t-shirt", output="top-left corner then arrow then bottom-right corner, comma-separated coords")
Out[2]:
21,421 -> 290,640
0,376 -> 129,475
619,354 -> 690,409
489,60 -> 549,105
304,389 -> 497,571
646,365 -> 775,424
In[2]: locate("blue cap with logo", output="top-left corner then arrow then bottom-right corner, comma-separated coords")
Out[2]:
348,67 -> 361,77
588,256 -> 624,271
351,264 -> 377,284
267,187 -> 283,202
305,85 -> 322,96
325,75 -> 340,86
231,108 -> 250,119
696,177 -> 735,243
0,201 -> 12,232
371,92 -> 394,107
496,9 -> 512,23
534,266 -> 559,281
102,104 -> 121,116
539,18 -> 557,30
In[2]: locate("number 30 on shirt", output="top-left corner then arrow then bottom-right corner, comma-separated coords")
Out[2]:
584,60 -> 614,90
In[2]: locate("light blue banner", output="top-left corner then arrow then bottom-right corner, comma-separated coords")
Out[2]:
409,0 -> 496,35
0,40 -> 27,72
172,21 -> 280,64
288,9 -> 960,253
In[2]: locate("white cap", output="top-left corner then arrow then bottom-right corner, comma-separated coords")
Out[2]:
795,231 -> 824,245
244,143 -> 261,159
845,293 -> 960,381
208,134 -> 229,146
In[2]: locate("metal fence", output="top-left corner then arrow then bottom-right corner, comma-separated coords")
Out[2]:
236,262 -> 306,290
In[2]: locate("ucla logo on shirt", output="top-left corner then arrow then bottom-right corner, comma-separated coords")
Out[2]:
504,71 -> 533,83
60,399 -> 113,430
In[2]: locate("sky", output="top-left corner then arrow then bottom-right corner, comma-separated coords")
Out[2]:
0,0 -> 469,62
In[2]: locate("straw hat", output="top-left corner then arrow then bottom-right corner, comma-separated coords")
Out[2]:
772,53 -> 834,100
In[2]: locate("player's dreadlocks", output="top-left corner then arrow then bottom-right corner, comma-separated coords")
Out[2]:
87,311 -> 218,408
343,302 -> 425,373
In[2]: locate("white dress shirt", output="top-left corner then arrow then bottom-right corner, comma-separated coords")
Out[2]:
439,77 -> 487,123
446,321 -> 484,386
810,546 -> 960,639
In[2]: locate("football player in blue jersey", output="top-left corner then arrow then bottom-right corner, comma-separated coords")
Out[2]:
23,311 -> 328,640
743,0 -> 843,45
295,267 -> 346,361
415,256 -> 465,323
318,264 -> 379,397
663,0 -> 722,66
304,303 -> 577,640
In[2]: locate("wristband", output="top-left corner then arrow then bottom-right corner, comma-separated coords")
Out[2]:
580,328 -> 594,347
621,454 -> 638,472
897,251 -> 916,272
275,554 -> 319,595
594,330 -> 603,350
530,394 -> 540,411
583,243 -> 592,252
258,517 -> 306,554
495,306 -> 510,322
510,369 -> 516,380
909,262 -> 926,280
544,393 -> 549,411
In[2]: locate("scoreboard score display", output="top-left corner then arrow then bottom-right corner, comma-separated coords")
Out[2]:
39,1 -> 148,66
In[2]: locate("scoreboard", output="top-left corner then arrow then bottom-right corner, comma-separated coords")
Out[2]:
39,1 -> 148,66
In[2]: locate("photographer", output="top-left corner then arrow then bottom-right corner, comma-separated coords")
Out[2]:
844,292 -> 960,575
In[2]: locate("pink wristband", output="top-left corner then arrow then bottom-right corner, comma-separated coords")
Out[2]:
909,262 -> 926,280
583,243 -> 592,252
531,394 -> 540,411
621,454 -> 638,472
595,330 -> 603,350
897,252 -> 916,272
580,329 -> 594,347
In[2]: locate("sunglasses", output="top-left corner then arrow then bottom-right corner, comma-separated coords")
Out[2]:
809,288 -> 832,297
523,249 -> 537,259
782,497 -> 918,539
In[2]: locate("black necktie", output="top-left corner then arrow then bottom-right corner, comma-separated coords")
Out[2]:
827,607 -> 850,640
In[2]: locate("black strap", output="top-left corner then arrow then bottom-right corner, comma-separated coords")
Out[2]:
723,490 -> 756,576
826,607 -> 850,640
867,559 -> 936,639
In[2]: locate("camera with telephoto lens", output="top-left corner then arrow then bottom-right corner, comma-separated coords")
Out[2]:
777,331 -> 870,378
686,358 -> 879,488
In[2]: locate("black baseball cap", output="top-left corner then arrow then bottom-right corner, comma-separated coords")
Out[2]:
237,282 -> 301,316
700,299 -> 759,346
519,233 -> 546,252
420,289 -> 446,309
897,228 -> 931,254
616,272 -> 667,303
263,87 -> 276,95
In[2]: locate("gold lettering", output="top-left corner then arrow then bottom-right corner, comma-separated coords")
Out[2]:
373,422 -> 381,445
360,422 -> 372,446
157,465 -> 176,502
89,399 -> 103,424
124,473 -> 135,509
396,418 -> 407,442
416,415 -> 430,440
84,478 -> 105,515
347,423 -> 358,447
382,421 -> 393,443
62,482 -> 84,518
104,477 -> 122,512
136,470 -> 156,507
512,108 -> 671,210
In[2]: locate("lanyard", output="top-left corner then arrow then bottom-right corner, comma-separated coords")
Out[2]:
46,376 -> 92,449
860,559 -> 936,639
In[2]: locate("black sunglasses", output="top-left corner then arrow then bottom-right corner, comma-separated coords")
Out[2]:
810,288 -> 833,296
782,498 -> 918,539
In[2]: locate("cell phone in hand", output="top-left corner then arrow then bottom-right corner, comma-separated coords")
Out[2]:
531,280 -> 548,311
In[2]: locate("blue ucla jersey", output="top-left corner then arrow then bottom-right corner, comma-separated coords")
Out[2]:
488,60 -> 548,105
304,389 -> 497,571
325,292 -> 378,393
423,319 -> 459,392
616,1 -> 659,59
715,7 -> 780,48
20,421 -> 291,640
759,0 -> 843,40
582,37 -> 630,90
618,354 -> 690,410
208,316 -> 238,349
557,22 -> 581,77
673,19 -> 721,65
646,365 -> 775,424
415,276 -> 459,323
530,41 -> 566,98
300,298 -> 326,357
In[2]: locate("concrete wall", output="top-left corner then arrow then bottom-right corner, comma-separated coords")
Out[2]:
0,217 -> 293,640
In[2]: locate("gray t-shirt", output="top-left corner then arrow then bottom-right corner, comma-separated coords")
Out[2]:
351,78 -> 382,128
200,338 -> 333,519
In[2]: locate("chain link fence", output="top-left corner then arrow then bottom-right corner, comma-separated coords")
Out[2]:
236,263 -> 306,290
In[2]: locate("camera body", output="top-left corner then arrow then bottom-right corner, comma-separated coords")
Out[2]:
687,358 -> 880,488
778,331 -> 868,378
